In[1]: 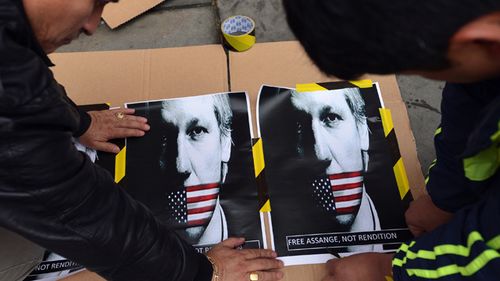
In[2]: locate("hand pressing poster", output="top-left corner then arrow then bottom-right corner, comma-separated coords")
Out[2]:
125,92 -> 263,253
257,82 -> 413,265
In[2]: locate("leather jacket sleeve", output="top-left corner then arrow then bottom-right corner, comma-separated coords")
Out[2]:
0,2 -> 212,280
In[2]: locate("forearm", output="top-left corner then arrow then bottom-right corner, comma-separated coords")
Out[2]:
0,137 -> 211,281
392,187 -> 500,280
75,108 -> 91,137
58,86 -> 91,138
425,126 -> 479,212
425,84 -> 482,212
0,90 -> 211,281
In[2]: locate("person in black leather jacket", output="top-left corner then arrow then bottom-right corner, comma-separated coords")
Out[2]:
0,0 -> 284,280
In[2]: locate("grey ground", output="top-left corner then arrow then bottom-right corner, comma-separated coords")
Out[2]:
59,0 -> 444,173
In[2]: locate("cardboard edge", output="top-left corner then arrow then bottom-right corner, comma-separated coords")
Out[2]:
102,0 -> 164,29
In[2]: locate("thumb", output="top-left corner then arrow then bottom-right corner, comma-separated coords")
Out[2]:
219,237 -> 245,249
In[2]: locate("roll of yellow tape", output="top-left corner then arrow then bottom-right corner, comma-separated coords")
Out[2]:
221,15 -> 256,52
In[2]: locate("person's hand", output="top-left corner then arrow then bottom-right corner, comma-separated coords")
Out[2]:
322,253 -> 393,281
79,108 -> 150,153
207,238 -> 284,281
405,194 -> 453,237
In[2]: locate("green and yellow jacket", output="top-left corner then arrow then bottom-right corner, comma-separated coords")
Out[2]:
393,77 -> 500,280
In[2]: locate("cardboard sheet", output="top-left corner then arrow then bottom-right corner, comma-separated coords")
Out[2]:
48,41 -> 424,281
229,41 -> 425,280
102,0 -> 164,29
50,45 -> 229,107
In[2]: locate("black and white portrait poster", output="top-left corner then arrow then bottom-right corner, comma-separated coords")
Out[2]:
257,83 -> 413,265
23,251 -> 84,281
125,92 -> 263,253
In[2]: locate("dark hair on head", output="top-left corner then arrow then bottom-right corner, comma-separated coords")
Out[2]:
283,0 -> 500,79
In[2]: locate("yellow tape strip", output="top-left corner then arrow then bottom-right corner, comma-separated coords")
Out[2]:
223,34 -> 256,52
394,158 -> 410,199
260,199 -> 271,213
350,79 -> 373,88
252,139 -> 265,178
379,108 -> 394,137
115,146 -> 126,183
385,276 -> 394,281
296,83 -> 328,93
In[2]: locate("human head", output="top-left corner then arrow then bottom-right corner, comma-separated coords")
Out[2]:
22,0 -> 118,54
283,1 -> 500,82
291,88 -> 368,225
291,88 -> 369,174
160,94 -> 233,241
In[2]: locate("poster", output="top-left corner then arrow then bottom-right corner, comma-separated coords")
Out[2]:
257,83 -> 412,265
30,84 -> 412,274
22,252 -> 84,281
125,93 -> 263,253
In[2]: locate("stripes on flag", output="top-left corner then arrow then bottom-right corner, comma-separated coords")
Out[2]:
186,183 -> 219,226
329,171 -> 363,215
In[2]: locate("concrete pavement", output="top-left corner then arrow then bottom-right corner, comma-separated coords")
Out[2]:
58,0 -> 444,172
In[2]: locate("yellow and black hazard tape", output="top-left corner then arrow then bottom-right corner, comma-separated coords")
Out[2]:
296,79 -> 374,92
97,138 -> 126,184
114,142 -> 126,184
252,138 -> 271,213
379,108 -> 410,200
221,15 -> 256,52
296,81 -> 411,201
79,103 -> 127,185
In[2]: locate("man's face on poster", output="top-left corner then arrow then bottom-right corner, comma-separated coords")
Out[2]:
160,96 -> 232,241
291,89 -> 369,225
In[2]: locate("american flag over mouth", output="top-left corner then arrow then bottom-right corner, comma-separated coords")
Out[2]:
168,183 -> 220,227
312,171 -> 364,216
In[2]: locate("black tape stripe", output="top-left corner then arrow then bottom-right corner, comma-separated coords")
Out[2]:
386,129 -> 401,166
222,37 -> 239,52
252,138 -> 270,210
318,81 -> 360,90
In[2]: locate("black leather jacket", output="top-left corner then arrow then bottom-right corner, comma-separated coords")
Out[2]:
0,1 -> 212,280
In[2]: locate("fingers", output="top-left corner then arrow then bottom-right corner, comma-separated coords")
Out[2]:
219,237 -> 246,248
242,249 -> 278,259
120,114 -> 148,124
108,128 -> 146,139
108,108 -> 148,124
246,258 -> 284,272
93,141 -> 120,154
248,270 -> 284,281
116,119 -> 150,131
325,258 -> 340,274
110,107 -> 135,115
118,108 -> 135,114
208,239 -> 284,281
110,109 -> 149,133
